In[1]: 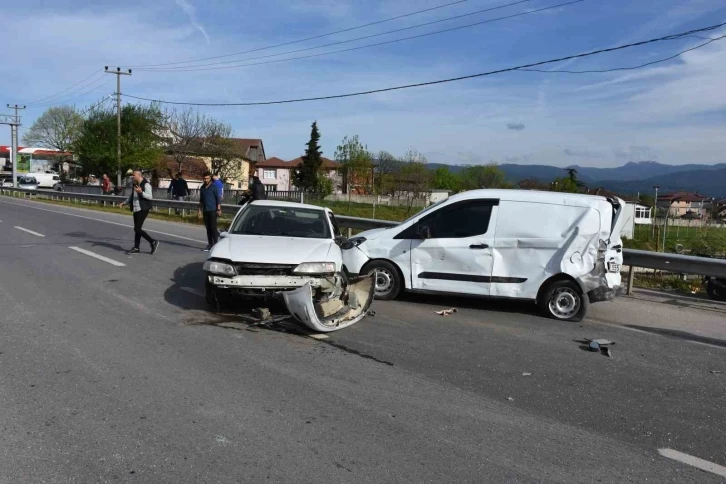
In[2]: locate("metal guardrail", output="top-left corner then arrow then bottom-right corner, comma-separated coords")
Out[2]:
3,187 -> 725,282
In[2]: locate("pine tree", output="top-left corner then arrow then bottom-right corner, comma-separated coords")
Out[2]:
294,121 -> 323,192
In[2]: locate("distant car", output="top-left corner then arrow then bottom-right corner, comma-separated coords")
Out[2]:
204,200 -> 375,332
0,177 -> 12,187
17,176 -> 38,190
29,172 -> 61,188
53,182 -> 65,191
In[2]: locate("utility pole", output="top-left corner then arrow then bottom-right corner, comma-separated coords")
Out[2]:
652,185 -> 660,240
1,112 -> 21,187
105,66 -> 132,187
6,105 -> 25,184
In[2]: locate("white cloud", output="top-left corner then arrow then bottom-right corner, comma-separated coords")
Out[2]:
175,0 -> 211,44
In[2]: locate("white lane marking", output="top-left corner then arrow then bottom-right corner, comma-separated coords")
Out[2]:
658,448 -> 726,478
14,226 -> 45,237
0,199 -> 206,244
69,247 -> 126,267
181,287 -> 204,298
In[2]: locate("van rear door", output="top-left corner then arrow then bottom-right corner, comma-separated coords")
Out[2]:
604,197 -> 625,272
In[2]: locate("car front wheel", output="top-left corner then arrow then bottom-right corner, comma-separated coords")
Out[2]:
539,280 -> 588,322
364,260 -> 402,301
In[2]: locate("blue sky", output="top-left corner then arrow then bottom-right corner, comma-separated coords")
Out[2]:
1,0 -> 725,167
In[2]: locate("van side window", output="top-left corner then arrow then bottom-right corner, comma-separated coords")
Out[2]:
426,201 -> 493,238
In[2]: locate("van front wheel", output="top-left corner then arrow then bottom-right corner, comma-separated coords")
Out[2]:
364,261 -> 402,300
539,280 -> 588,322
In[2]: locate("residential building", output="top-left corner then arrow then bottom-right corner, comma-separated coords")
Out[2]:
255,156 -> 341,192
165,137 -> 266,190
657,191 -> 710,218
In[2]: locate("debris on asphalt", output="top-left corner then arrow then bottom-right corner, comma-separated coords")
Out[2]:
367,310 -> 377,317
579,338 -> 615,358
435,308 -> 458,316
711,370 -> 723,374
522,373 -> 532,377
588,341 -> 601,352
601,346 -> 612,358
586,339 -> 615,346
252,308 -> 272,321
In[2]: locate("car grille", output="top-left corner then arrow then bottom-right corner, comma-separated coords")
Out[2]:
233,263 -> 296,276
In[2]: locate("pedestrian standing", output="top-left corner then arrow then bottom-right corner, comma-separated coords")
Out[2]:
119,170 -> 159,255
174,172 -> 189,201
199,171 -> 222,251
213,174 -> 224,200
102,174 -> 112,195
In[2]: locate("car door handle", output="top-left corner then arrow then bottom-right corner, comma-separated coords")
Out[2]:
469,244 -> 488,249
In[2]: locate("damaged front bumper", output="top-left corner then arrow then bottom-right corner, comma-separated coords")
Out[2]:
207,273 -> 376,332
283,275 -> 375,333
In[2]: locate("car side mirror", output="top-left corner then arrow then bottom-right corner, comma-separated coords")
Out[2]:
219,231 -> 228,239
335,235 -> 353,249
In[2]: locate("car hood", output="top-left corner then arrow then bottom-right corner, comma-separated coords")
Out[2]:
210,235 -> 336,265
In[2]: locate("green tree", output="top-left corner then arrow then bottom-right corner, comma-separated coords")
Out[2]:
374,150 -> 402,196
22,106 -> 83,152
335,135 -> 373,200
294,121 -> 324,193
431,166 -> 461,192
75,103 -> 164,181
550,176 -> 581,193
459,164 -> 507,190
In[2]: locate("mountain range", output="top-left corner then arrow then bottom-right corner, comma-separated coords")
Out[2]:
428,161 -> 726,197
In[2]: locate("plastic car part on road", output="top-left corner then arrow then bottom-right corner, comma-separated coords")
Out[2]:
282,274 -> 375,332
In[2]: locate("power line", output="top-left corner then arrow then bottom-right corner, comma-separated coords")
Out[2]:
121,22 -> 726,107
24,70 -> 104,106
135,0 -> 540,71
519,33 -> 726,73
125,0 -> 472,69
30,77 -> 115,109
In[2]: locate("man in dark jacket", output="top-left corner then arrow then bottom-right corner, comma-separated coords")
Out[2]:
167,172 -> 189,201
238,169 -> 267,205
119,170 -> 159,255
199,171 -> 222,251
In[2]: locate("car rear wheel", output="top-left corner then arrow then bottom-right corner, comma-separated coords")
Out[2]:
539,280 -> 588,322
364,260 -> 402,301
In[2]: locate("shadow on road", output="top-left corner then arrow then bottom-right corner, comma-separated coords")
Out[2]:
63,231 -> 203,252
397,292 -> 543,318
626,325 -> 726,348
164,262 -> 208,311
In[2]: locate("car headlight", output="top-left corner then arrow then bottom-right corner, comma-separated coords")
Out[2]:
293,262 -> 336,275
348,237 -> 367,247
203,260 -> 236,276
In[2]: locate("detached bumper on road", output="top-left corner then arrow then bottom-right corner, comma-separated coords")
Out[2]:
283,274 -> 375,332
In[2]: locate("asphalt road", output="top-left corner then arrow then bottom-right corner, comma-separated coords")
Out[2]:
1,196 -> 725,483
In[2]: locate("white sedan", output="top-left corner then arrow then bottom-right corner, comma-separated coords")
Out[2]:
203,200 -> 374,332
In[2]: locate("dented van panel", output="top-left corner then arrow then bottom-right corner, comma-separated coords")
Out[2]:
283,275 -> 375,332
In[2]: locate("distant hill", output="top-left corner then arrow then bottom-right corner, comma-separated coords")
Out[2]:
427,161 -> 726,197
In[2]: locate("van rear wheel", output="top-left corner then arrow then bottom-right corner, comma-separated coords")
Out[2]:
539,280 -> 588,322
364,261 -> 401,300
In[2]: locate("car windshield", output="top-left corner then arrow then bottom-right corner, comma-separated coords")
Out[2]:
230,205 -> 331,239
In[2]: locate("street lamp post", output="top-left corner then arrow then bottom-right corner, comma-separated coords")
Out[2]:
652,185 -> 660,240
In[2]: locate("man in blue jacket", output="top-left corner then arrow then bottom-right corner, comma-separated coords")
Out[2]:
199,171 -> 222,251
212,174 -> 224,200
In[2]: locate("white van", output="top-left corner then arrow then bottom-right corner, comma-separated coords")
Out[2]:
29,172 -> 61,188
342,189 -> 625,322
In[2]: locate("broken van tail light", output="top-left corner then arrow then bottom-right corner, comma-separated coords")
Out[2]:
598,239 -> 608,261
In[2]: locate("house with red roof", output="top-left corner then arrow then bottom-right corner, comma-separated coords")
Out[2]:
657,191 -> 711,219
255,156 -> 341,192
